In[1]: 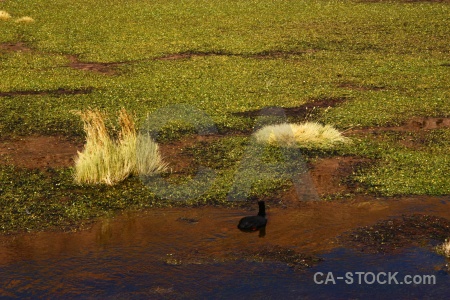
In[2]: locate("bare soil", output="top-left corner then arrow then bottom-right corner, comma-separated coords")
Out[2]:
0,136 -> 83,169
155,49 -> 319,61
67,55 -> 120,75
0,88 -> 93,98
338,81 -> 386,91
0,42 -> 119,75
0,42 -> 31,52
351,117 -> 450,133
232,97 -> 347,119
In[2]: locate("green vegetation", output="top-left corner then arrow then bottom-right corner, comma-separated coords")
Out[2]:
435,239 -> 450,258
0,0 -> 449,232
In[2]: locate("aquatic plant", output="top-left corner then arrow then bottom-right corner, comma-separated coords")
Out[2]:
254,122 -> 349,149
74,108 -> 167,185
435,239 -> 450,258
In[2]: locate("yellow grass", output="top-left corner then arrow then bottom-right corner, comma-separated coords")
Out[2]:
15,16 -> 35,23
74,108 -> 167,185
0,10 -> 11,20
436,239 -> 450,258
254,122 -> 350,149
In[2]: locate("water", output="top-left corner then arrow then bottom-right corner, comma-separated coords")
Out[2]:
1,246 -> 448,299
1,197 -> 450,298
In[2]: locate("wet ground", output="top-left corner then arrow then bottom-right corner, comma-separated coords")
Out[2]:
1,196 -> 450,298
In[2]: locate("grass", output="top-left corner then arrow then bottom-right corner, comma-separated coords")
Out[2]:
15,16 -> 35,23
254,122 -> 350,149
74,108 -> 167,185
0,10 -> 11,20
435,239 -> 450,258
0,0 -> 449,232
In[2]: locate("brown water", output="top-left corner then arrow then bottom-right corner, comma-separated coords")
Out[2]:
1,196 -> 450,298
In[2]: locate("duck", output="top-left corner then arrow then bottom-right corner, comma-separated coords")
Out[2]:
238,201 -> 267,232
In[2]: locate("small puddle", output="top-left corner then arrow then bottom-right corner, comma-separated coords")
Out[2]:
1,196 -> 449,297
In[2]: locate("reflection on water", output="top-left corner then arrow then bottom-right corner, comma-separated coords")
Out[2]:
1,246 -> 448,299
1,196 -> 450,298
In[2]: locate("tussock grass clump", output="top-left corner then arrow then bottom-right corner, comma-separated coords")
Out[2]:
74,108 -> 167,185
0,10 -> 11,20
435,239 -> 450,258
15,16 -> 35,23
254,122 -> 349,149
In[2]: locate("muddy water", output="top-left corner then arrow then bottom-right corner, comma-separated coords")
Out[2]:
1,196 -> 450,298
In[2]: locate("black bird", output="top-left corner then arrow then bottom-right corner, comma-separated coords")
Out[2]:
238,201 -> 267,232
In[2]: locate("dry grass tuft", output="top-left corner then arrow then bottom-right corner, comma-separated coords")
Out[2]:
435,239 -> 450,258
0,10 -> 11,20
15,16 -> 35,23
254,122 -> 350,149
73,108 -> 167,185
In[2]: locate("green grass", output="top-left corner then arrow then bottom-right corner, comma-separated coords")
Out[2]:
0,0 -> 449,232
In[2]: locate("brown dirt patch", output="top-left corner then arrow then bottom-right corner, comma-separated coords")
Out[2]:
155,50 -> 318,61
342,214 -> 450,253
67,55 -> 120,75
338,81 -> 386,91
158,134 -> 223,174
348,116 -> 450,149
403,117 -> 450,131
0,136 -> 83,169
250,49 -> 319,59
308,156 -> 370,195
0,42 -> 119,75
156,52 -> 208,60
0,88 -> 93,98
0,133 -> 223,172
0,42 -> 32,53
278,156 -> 371,204
233,97 -> 347,119
350,117 -> 450,134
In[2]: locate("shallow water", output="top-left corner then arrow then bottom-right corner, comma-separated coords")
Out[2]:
1,196 -> 450,298
2,247 -> 448,299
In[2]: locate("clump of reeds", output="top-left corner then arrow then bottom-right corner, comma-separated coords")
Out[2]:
0,10 -> 11,21
435,239 -> 450,258
254,122 -> 350,149
73,108 -> 167,185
